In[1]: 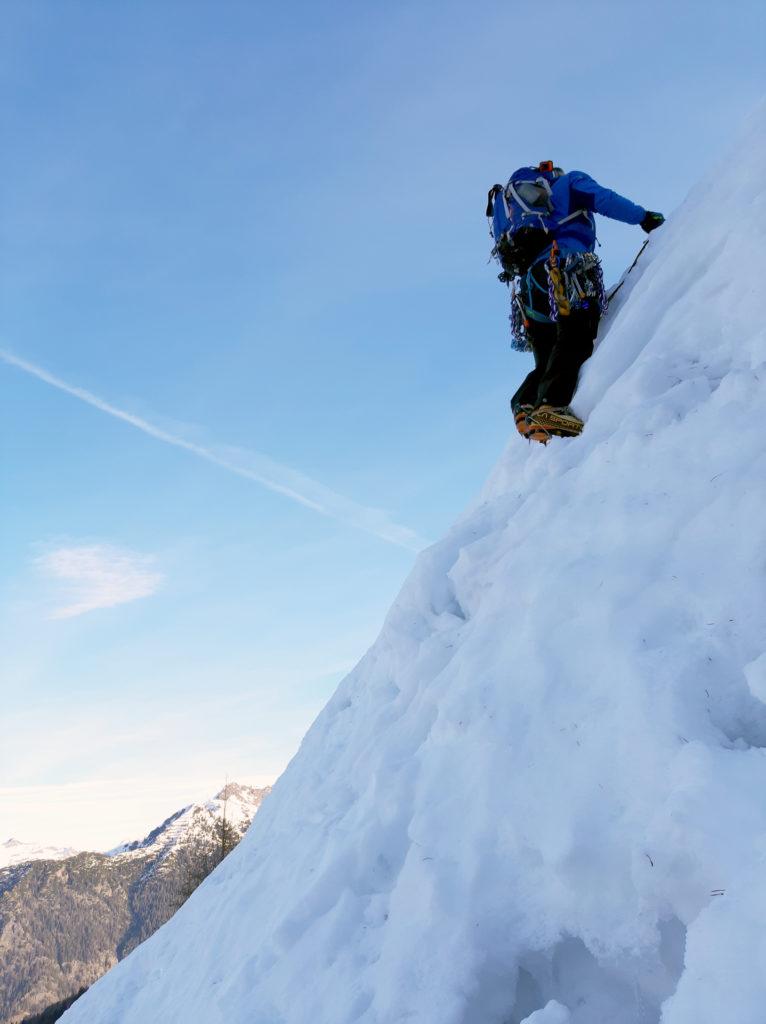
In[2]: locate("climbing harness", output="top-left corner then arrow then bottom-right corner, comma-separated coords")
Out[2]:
507,244 -> 608,349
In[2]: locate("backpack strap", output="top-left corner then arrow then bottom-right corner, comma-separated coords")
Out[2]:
507,173 -> 591,231
506,176 -> 553,217
557,208 -> 591,227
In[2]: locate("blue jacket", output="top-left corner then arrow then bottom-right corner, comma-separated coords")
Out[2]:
542,169 -> 646,256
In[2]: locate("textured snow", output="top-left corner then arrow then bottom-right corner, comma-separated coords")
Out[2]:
63,108 -> 766,1024
0,838 -> 78,868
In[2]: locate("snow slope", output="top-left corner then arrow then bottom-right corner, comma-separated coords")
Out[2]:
63,109 -> 766,1024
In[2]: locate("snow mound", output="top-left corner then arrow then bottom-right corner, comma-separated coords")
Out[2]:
63,109 -> 766,1024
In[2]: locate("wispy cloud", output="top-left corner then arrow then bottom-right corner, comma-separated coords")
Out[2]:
37,543 -> 163,619
0,349 -> 427,552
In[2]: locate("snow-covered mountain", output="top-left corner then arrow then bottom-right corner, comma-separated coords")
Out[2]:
0,782 -> 265,870
0,838 -> 78,869
0,783 -> 269,1024
108,782 -> 267,859
61,109 -> 766,1024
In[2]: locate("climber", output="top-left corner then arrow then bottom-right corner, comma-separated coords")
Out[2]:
486,163 -> 664,441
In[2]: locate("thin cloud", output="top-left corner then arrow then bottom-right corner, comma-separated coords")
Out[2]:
37,543 -> 163,619
0,349 -> 427,552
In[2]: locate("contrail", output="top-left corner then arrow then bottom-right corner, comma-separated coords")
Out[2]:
1,349 -> 428,552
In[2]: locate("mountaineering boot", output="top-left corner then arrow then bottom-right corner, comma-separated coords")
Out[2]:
527,404 -> 584,438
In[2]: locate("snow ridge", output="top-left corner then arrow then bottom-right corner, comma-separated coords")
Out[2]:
63,109 -> 766,1024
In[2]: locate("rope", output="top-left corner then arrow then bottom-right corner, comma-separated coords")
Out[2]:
607,239 -> 650,303
547,240 -> 571,320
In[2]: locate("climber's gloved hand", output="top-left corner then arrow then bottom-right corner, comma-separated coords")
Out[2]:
640,211 -> 665,234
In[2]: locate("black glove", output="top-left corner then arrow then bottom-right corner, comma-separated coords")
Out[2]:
640,211 -> 665,233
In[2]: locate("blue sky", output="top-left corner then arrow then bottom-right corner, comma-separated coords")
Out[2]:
2,0 -> 764,848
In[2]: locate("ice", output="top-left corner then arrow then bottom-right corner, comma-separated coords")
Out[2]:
62,106 -> 766,1024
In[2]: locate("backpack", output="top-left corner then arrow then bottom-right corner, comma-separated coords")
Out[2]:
486,164 -> 585,277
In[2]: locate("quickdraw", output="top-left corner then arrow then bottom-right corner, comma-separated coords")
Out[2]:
568,252 -> 608,314
546,245 -> 607,322
509,281 -> 531,352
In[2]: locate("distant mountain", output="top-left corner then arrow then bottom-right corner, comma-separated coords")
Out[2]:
0,840 -> 78,870
107,782 -> 263,858
0,783 -> 269,1024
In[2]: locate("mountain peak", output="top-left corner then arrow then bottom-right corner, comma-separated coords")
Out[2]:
107,782 -> 270,859
214,781 -> 270,803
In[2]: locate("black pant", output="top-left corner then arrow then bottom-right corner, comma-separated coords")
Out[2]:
510,262 -> 601,414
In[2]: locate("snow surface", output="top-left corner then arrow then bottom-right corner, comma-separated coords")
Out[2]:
0,838 -> 78,868
63,108 -> 766,1024
520,1003 -> 570,1024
